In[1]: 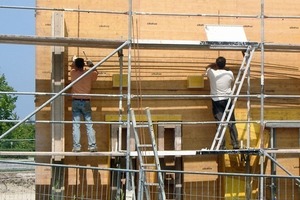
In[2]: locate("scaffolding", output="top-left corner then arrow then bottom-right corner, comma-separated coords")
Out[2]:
1,1 -> 300,199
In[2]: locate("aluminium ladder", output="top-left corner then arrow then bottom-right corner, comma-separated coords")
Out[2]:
210,45 -> 256,150
130,107 -> 166,200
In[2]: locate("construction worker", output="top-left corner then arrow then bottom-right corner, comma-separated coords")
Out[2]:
206,56 -> 240,149
70,57 -> 98,152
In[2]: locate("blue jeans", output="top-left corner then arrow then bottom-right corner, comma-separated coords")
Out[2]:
72,99 -> 96,149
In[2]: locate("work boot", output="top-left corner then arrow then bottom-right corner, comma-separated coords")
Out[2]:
72,147 -> 81,152
88,145 -> 97,152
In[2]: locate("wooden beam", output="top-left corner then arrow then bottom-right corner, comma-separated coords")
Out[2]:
51,12 -> 65,161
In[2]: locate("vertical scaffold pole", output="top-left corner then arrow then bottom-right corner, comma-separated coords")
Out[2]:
259,0 -> 265,199
125,0 -> 135,199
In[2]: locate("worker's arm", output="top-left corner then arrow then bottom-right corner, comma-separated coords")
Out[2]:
86,60 -> 98,81
206,63 -> 217,70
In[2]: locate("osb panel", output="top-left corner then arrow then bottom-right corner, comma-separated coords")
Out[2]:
134,0 -> 260,15
264,0 -> 300,15
36,0 -> 128,10
264,19 -> 300,43
264,128 -> 300,177
35,0 -> 300,43
35,46 -> 52,79
35,166 -> 52,185
267,157 -> 300,176
250,107 -> 300,121
183,156 -> 218,181
66,167 -> 110,185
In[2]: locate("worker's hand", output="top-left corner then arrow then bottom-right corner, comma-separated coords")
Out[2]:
86,60 -> 94,67
72,55 -> 77,62
70,55 -> 77,68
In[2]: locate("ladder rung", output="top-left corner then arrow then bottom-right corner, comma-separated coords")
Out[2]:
135,124 -> 148,128
142,163 -> 156,167
145,182 -> 159,186
138,144 -> 152,148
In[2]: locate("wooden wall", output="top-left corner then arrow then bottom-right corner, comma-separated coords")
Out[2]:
35,0 -> 300,199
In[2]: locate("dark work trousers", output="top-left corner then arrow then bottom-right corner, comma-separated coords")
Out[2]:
212,99 -> 239,147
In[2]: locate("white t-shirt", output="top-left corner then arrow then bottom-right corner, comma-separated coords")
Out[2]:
206,68 -> 234,101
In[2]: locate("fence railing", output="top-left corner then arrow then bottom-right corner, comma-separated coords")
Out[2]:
0,159 -> 299,200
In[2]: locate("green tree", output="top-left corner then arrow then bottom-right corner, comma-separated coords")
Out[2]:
0,74 -> 35,153
0,74 -> 17,133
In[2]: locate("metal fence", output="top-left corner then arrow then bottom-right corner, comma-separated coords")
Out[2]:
0,159 -> 300,200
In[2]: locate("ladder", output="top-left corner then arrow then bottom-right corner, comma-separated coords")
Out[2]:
130,107 -> 166,200
210,45 -> 256,150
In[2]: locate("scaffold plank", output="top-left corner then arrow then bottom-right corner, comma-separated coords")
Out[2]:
0,149 -> 298,158
2,34 -> 300,52
265,121 -> 300,128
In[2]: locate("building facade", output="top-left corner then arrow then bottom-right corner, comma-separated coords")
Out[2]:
34,1 -> 300,199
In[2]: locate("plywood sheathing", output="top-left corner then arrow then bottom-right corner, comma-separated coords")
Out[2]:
35,0 -> 300,198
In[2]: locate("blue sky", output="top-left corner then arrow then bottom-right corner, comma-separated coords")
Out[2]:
0,0 -> 35,119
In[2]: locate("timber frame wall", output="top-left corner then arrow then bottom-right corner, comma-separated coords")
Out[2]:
1,0 -> 300,199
